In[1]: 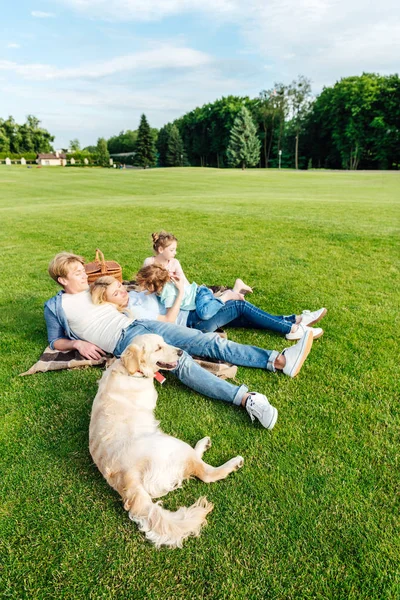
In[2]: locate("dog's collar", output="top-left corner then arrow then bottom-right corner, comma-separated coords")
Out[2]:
132,371 -> 146,378
131,371 -> 166,384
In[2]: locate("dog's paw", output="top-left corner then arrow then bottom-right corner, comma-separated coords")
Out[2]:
233,456 -> 244,470
195,436 -> 212,454
203,436 -> 212,450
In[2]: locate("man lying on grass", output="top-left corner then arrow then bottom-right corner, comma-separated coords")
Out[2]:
44,252 -> 315,430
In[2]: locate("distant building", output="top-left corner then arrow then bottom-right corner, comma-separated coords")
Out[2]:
36,152 -> 67,166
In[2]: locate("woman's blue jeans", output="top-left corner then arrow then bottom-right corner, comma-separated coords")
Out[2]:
187,299 -> 296,334
195,285 -> 224,320
113,320 -> 279,406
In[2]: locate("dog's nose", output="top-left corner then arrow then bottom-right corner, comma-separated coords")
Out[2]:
177,349 -> 183,356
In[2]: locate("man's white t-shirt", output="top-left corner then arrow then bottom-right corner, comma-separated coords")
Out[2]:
62,290 -> 133,352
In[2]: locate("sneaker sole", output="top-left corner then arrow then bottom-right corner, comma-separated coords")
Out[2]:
266,406 -> 278,429
285,328 -> 324,341
288,330 -> 313,377
304,308 -> 327,326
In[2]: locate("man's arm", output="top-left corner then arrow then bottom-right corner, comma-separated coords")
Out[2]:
44,304 -> 105,360
53,338 -> 106,360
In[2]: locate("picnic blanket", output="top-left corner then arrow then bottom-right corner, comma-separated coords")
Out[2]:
20,345 -> 237,380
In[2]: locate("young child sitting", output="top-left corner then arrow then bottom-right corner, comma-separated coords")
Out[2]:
142,230 -> 253,296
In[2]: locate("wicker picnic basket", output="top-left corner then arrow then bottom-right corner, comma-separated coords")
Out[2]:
85,248 -> 122,284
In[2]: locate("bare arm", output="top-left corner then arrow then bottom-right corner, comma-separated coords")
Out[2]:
157,276 -> 185,323
53,338 -> 106,360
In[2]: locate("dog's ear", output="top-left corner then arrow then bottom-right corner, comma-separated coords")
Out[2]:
121,345 -> 143,375
138,348 -> 157,378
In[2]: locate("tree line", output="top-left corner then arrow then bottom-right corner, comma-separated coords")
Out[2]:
0,115 -> 54,157
102,73 -> 400,170
2,73 -> 399,169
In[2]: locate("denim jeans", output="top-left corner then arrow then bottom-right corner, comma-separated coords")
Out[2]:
187,299 -> 296,334
113,320 -> 279,406
195,285 -> 224,320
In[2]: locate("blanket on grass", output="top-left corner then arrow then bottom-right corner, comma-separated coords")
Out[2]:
20,345 -> 237,380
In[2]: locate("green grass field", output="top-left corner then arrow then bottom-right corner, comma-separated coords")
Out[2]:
0,166 -> 399,599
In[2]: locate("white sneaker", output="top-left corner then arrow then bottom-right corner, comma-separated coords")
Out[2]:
282,329 -> 313,377
285,322 -> 324,340
245,393 -> 278,429
301,308 -> 327,327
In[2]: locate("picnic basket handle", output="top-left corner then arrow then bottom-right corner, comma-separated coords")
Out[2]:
94,248 -> 107,274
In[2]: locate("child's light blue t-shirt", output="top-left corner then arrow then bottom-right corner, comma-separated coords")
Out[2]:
127,290 -> 164,320
160,282 -> 198,311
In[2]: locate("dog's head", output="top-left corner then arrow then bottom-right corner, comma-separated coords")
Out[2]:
120,334 -> 182,378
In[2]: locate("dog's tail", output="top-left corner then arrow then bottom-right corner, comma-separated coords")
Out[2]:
123,482 -> 213,548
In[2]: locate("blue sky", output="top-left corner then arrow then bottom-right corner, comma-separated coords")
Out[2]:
1,0 -> 399,149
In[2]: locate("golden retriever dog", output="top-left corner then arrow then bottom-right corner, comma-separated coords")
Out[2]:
89,334 -> 244,548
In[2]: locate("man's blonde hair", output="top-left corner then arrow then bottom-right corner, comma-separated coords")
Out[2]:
48,252 -> 85,285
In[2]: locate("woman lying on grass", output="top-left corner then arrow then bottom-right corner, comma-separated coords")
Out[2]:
90,270 -> 326,341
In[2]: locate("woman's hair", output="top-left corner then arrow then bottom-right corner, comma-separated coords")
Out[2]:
90,276 -> 118,306
151,230 -> 177,253
48,252 -> 85,284
136,265 -> 171,294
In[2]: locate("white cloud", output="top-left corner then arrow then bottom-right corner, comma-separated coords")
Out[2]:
245,0 -> 400,86
0,59 -> 250,147
58,0 -> 400,87
31,10 -> 56,18
0,44 -> 212,81
59,0 -> 235,21
7,43 -> 21,49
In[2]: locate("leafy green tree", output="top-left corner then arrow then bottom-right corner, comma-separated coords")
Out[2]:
82,145 -> 97,153
96,137 -> 110,166
0,115 -> 54,154
226,106 -> 261,169
107,130 -> 137,154
134,114 -> 156,168
302,73 -> 400,169
166,125 -> 185,166
0,125 -> 10,153
69,138 -> 81,151
287,76 -> 313,169
156,124 -> 172,167
256,84 -> 287,167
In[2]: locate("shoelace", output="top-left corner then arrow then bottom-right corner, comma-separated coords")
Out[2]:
246,396 -> 261,422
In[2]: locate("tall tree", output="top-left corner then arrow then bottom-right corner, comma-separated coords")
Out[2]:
166,125 -> 185,166
156,124 -> 172,167
226,106 -> 261,169
96,137 -> 110,166
287,76 -> 313,169
69,138 -> 81,151
0,119 -> 10,152
134,114 -> 156,168
256,84 -> 287,167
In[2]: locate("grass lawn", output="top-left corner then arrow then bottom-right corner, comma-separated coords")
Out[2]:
0,166 -> 399,599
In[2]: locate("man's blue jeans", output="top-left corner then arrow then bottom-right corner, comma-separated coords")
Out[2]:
187,299 -> 296,334
113,320 -> 279,406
